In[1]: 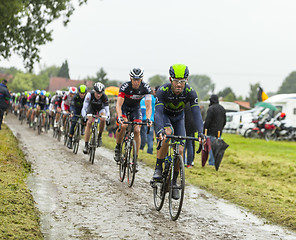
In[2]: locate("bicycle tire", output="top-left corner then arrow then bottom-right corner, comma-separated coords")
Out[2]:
127,139 -> 137,187
64,117 -> 69,145
169,155 -> 185,221
73,123 -> 80,154
37,115 -> 42,135
119,142 -> 126,182
153,178 -> 166,211
89,126 -> 97,164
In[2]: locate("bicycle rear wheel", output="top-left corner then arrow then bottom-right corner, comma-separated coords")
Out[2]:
127,139 -> 137,187
73,124 -> 80,154
119,142 -> 126,182
37,115 -> 42,135
64,118 -> 70,145
169,155 -> 185,221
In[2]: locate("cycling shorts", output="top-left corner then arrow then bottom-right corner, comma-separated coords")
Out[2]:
121,105 -> 142,122
163,112 -> 186,145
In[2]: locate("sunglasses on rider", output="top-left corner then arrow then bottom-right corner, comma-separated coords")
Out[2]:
172,78 -> 187,84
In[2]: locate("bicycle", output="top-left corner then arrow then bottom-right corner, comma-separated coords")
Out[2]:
86,114 -> 106,164
118,119 -> 149,188
150,134 -> 201,221
63,113 -> 71,146
71,115 -> 83,154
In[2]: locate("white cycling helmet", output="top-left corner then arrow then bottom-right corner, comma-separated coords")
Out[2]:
93,82 -> 105,93
129,68 -> 144,79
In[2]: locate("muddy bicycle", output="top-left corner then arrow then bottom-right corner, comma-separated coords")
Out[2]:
86,114 -> 107,164
118,120 -> 149,187
150,134 -> 201,221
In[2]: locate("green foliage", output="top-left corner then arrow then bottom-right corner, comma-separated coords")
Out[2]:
278,71 -> 296,94
0,67 -> 20,76
9,72 -> 34,92
188,74 -> 215,100
39,65 -> 60,78
57,60 -> 70,79
148,75 -> 167,87
246,82 -> 260,107
94,67 -> 108,86
0,0 -> 88,70
218,87 -> 236,101
106,80 -> 121,87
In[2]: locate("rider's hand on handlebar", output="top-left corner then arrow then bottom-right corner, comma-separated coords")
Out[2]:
146,119 -> 152,127
117,116 -> 124,125
157,128 -> 166,141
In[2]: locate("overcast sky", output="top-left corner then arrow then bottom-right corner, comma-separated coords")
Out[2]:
2,0 -> 296,97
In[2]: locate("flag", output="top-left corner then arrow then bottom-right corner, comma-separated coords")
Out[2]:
257,86 -> 268,102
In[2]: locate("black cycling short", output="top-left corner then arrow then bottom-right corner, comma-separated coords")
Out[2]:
121,105 -> 142,122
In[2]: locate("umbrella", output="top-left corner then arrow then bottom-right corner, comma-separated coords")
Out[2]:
105,86 -> 119,96
201,137 -> 211,167
211,138 -> 229,171
255,102 -> 278,111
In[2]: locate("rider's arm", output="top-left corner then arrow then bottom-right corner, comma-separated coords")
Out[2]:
145,94 -> 152,121
189,89 -> 204,135
154,89 -> 165,132
116,96 -> 124,118
81,92 -> 91,118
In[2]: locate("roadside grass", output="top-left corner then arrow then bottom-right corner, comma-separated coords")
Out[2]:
0,124 -> 42,239
102,132 -> 296,231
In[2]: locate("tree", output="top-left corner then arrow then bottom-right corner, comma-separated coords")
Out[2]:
246,82 -> 260,108
0,0 -> 87,70
57,60 -> 70,78
9,72 -> 34,92
188,74 -> 215,100
278,71 -> 296,94
148,75 -> 167,88
217,87 -> 236,101
95,67 -> 108,86
38,65 -> 60,78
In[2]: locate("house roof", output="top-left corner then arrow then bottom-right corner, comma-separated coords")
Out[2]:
0,73 -> 13,82
47,77 -> 93,92
234,101 -> 251,110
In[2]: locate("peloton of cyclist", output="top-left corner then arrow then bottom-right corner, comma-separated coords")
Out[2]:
67,85 -> 88,149
152,64 -> 204,199
114,68 -> 152,169
81,82 -> 110,154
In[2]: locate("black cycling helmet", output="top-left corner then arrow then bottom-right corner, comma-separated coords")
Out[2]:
129,68 -> 144,79
93,82 -> 105,93
169,64 -> 189,79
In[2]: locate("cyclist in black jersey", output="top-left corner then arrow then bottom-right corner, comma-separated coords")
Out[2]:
153,64 -> 204,200
114,68 -> 153,169
67,85 -> 87,149
82,82 -> 110,154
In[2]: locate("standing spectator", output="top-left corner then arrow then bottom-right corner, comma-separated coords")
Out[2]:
204,94 -> 226,165
183,102 -> 196,168
140,86 -> 157,154
0,79 -> 10,130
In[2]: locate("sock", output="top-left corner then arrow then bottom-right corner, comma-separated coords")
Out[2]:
85,142 -> 88,147
156,158 -> 164,169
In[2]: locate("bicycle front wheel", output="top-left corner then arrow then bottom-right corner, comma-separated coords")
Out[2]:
169,155 -> 185,221
127,139 -> 137,187
119,142 -> 126,182
73,124 -> 80,154
153,179 -> 166,211
89,128 -> 97,164
37,115 -> 42,135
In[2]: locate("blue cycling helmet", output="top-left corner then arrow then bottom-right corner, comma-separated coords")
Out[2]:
35,90 -> 40,95
169,64 -> 189,79
40,90 -> 46,96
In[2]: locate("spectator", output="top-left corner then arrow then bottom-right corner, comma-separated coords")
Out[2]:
204,94 -> 226,165
0,79 -> 10,130
183,102 -> 196,168
140,86 -> 157,154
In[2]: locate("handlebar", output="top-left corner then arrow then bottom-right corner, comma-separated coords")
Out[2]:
118,121 -> 150,134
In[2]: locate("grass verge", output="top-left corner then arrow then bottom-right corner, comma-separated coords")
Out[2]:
0,124 -> 42,239
102,132 -> 296,231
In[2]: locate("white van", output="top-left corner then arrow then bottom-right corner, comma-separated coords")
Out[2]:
265,94 -> 296,127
